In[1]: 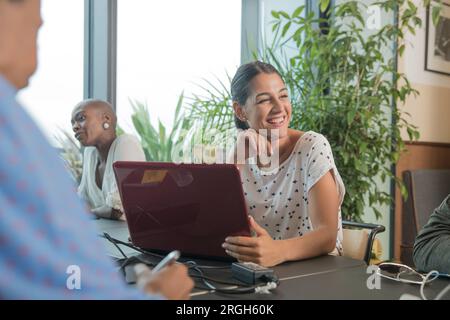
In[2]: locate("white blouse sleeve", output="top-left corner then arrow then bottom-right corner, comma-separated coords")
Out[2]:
104,134 -> 146,211
111,134 -> 146,162
77,147 -> 94,207
305,134 -> 345,206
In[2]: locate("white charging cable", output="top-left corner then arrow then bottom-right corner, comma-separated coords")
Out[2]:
420,270 -> 450,300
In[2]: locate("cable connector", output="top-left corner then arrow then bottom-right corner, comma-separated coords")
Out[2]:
255,282 -> 278,294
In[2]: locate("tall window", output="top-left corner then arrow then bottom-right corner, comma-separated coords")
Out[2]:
116,0 -> 241,133
261,0 -> 306,61
17,0 -> 84,145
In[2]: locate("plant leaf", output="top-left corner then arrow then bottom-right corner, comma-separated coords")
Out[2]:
279,11 -> 290,20
432,6 -> 441,26
293,6 -> 304,18
320,0 -> 330,13
282,21 -> 292,37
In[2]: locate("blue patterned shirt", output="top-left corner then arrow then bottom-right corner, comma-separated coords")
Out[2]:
0,75 -> 154,299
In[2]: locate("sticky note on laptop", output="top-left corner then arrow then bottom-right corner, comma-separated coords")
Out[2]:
141,170 -> 168,184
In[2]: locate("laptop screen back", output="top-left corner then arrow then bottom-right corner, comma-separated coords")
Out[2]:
113,162 -> 251,259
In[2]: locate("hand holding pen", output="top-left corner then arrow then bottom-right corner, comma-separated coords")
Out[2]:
134,250 -> 193,300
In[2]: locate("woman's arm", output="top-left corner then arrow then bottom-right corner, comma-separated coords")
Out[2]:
282,170 -> 339,261
97,135 -> 144,220
223,170 -> 339,267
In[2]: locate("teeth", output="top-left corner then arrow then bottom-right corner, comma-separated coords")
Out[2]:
268,116 -> 285,124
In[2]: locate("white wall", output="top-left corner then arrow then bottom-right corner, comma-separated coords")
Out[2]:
400,1 -> 450,143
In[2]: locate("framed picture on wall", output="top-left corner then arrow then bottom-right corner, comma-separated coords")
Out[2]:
425,1 -> 450,76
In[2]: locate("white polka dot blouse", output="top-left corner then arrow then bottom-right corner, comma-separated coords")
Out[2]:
239,131 -> 345,254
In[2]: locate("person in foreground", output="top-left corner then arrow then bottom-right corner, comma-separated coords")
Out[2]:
413,194 -> 450,274
0,0 -> 193,299
223,61 -> 345,267
72,99 -> 145,220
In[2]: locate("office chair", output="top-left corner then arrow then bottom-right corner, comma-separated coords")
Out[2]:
342,220 -> 385,265
401,169 -> 450,266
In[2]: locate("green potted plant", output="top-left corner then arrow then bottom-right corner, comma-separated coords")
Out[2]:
127,93 -> 192,162
54,129 -> 83,184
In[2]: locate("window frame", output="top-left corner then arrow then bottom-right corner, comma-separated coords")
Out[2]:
84,0 -> 117,111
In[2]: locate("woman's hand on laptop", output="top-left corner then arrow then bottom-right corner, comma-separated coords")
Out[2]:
134,263 -> 194,300
222,216 -> 286,267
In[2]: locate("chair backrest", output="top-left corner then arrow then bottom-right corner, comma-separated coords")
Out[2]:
342,221 -> 385,265
342,228 -> 369,261
401,169 -> 450,266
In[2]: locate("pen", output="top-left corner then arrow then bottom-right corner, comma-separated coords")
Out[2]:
151,250 -> 180,274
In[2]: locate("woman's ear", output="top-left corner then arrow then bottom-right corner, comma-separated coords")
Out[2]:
103,113 -> 111,122
233,102 -> 247,122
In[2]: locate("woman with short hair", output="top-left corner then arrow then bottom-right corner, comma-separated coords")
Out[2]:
72,99 -> 145,220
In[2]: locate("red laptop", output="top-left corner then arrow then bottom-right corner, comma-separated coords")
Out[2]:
113,162 -> 251,260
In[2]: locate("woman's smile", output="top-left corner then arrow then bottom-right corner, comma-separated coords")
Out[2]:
266,115 -> 287,128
